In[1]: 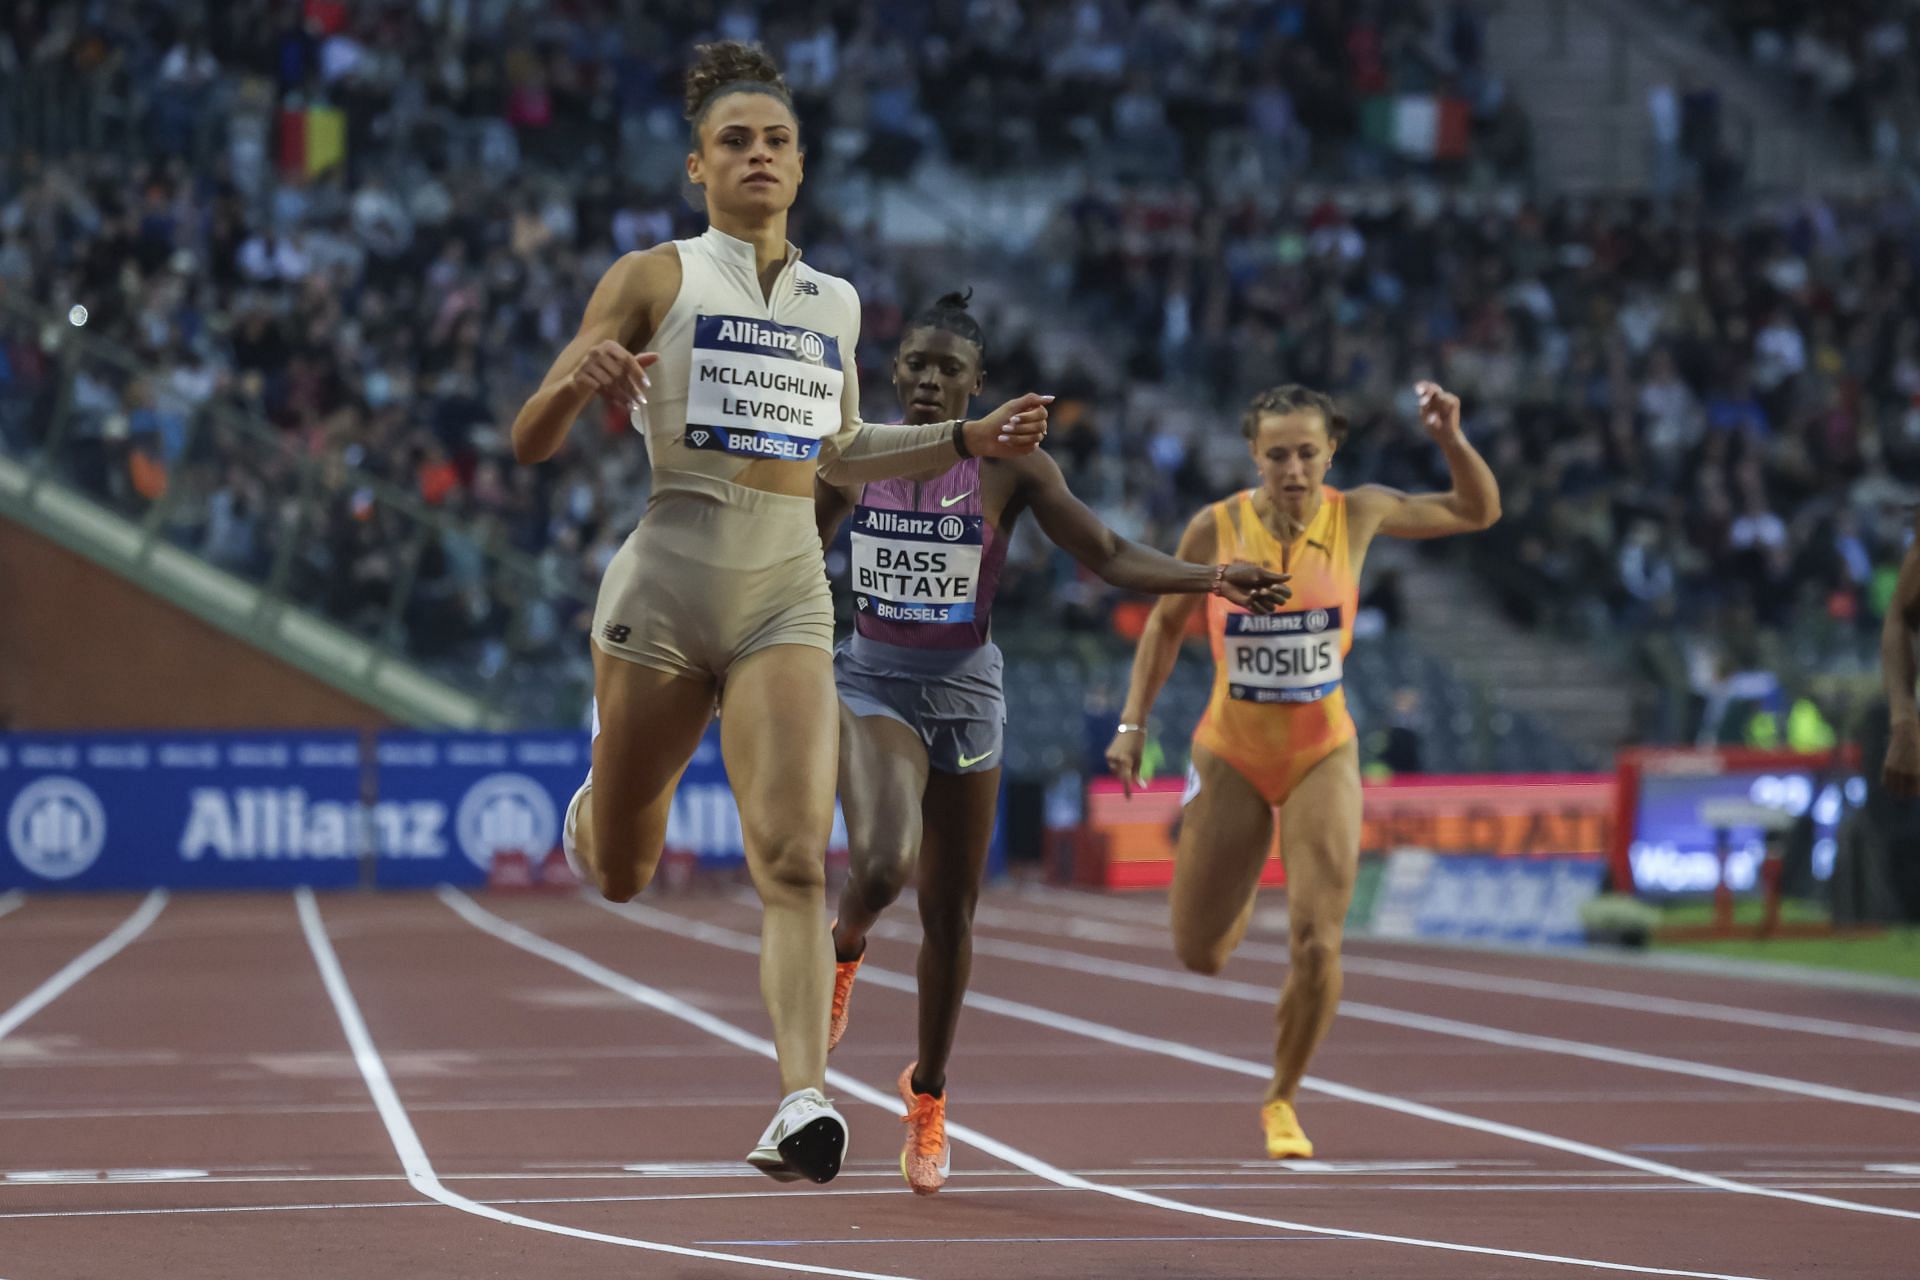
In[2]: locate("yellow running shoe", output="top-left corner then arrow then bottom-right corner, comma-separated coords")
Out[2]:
1261,1100 -> 1314,1159
828,938 -> 861,1052
897,1063 -> 951,1195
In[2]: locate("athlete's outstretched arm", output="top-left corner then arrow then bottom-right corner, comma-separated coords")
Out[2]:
1350,382 -> 1501,541
1011,452 -> 1288,611
1881,513 -> 1920,797
1105,511 -> 1217,797
816,392 -> 1055,484
510,248 -> 672,465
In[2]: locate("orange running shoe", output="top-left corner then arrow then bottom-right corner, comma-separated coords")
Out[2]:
828,943 -> 862,1052
1260,1099 -> 1314,1159
897,1062 -> 951,1195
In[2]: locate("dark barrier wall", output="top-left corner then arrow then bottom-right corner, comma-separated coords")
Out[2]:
0,517 -> 388,731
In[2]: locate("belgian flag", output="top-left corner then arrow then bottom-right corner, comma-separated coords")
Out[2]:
277,103 -> 347,179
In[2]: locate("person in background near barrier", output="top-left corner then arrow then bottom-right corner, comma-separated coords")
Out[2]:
1105,381 -> 1500,1159
816,291 -> 1292,1194
1881,509 -> 1920,798
510,42 -> 1052,1187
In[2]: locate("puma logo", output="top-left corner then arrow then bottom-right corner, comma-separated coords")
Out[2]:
939,491 -> 974,508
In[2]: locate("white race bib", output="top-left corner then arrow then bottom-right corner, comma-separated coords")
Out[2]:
1224,607 -> 1343,703
850,507 -> 984,625
686,314 -> 844,460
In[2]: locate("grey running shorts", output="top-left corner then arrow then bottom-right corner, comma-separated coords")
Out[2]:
833,632 -> 1005,774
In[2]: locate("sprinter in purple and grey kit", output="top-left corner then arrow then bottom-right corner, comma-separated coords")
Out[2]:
814,291 -> 1291,1195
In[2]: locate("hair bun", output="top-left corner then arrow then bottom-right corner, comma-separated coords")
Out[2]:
932,289 -> 974,312
684,41 -> 789,121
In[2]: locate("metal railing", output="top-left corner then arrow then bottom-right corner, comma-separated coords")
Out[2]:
0,292 -> 593,728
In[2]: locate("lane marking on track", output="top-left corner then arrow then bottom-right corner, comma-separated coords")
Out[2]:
1013,883 -> 1920,998
10,1176 -> 1920,1226
701,1235 -> 1342,1247
968,900 -> 1920,1051
449,889 -> 1772,1280
294,888 -> 918,1280
0,891 -> 22,921
632,895 -> 1920,1225
0,891 -> 167,1042
861,915 -> 1920,1119
3,1169 -> 206,1183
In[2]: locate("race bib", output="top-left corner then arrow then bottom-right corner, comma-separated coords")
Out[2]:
686,314 -> 844,460
850,506 -> 984,624
1225,607 -> 1343,703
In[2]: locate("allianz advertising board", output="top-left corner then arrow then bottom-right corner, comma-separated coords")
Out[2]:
0,728 -> 755,891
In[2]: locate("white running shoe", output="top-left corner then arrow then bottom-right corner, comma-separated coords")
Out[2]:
562,699 -> 600,884
745,1088 -> 848,1184
561,773 -> 592,884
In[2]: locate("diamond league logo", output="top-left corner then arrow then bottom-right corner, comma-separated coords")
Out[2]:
799,331 -> 826,362
688,429 -> 712,448
7,778 -> 108,881
455,772 -> 558,870
937,515 -> 965,541
1306,609 -> 1331,632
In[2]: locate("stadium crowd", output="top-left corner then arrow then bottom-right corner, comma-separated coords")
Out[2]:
1,0 -> 1915,747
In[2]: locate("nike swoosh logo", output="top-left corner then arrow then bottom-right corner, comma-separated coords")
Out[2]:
939,491 -> 974,508
956,750 -> 995,768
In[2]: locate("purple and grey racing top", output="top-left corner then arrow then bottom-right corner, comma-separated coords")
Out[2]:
849,458 -> 1008,650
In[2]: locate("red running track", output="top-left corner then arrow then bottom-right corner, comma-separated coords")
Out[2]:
1,883 -> 1918,1279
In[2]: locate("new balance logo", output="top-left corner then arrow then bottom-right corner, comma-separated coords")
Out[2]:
795,280 -> 820,295
602,623 -> 631,644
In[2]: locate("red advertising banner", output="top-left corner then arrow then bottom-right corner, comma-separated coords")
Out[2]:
1067,773 -> 1616,890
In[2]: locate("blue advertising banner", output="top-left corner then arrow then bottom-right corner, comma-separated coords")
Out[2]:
1,725 -> 863,891
372,730 -> 590,887
0,731 -> 364,891
1369,851 -> 1606,948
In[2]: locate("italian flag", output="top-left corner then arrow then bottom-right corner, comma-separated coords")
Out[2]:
1361,94 -> 1472,160
278,105 -> 348,179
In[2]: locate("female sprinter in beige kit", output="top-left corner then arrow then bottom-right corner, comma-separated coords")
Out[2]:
509,42 -> 1050,1185
1107,382 -> 1499,1159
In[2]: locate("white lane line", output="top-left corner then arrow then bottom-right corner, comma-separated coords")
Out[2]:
704,1235 -> 1338,1247
872,917 -> 1920,1119
0,1180 -> 1260,1223
623,896 -> 1920,1225
0,892 -> 167,1042
1013,883 -> 1920,998
0,891 -> 23,921
294,888 -> 916,1280
969,901 -> 1920,1051
12,1176 -> 1920,1226
454,889 -> 1770,1280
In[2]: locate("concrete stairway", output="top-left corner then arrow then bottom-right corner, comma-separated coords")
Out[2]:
1483,0 -> 1874,193
1381,542 -> 1635,765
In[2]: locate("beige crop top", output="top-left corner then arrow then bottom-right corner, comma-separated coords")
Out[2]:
632,226 -> 960,489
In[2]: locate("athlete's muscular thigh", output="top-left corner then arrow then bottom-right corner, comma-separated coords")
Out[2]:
1276,738 -> 1363,942
1169,742 -> 1275,976
838,705 -> 930,889
722,645 -> 841,886
589,643 -> 717,898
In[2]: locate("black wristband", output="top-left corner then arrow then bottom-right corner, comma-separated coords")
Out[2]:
952,419 -> 972,459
